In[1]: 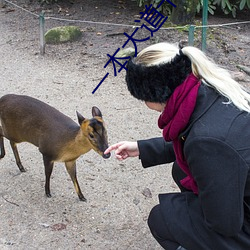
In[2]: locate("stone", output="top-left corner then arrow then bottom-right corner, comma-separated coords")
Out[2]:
45,26 -> 82,44
116,47 -> 135,58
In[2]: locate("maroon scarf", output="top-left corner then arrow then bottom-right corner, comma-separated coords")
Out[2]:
158,73 -> 201,194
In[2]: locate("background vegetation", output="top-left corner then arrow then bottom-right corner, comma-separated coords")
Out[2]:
136,0 -> 250,18
38,0 -> 250,20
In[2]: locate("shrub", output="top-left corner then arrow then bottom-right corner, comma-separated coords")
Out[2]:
136,0 -> 250,18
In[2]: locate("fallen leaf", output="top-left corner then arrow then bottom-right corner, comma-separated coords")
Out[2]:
142,188 -> 152,198
51,223 -> 67,231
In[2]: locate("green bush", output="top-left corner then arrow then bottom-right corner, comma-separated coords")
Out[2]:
213,0 -> 250,17
197,0 -> 216,15
136,0 -> 172,16
136,0 -> 250,18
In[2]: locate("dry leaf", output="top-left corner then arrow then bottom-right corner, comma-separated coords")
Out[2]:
51,223 -> 67,231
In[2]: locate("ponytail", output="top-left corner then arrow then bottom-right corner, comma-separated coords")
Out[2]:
182,46 -> 250,112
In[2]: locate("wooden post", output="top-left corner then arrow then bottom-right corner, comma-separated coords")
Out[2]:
39,11 -> 45,55
0,0 -> 5,8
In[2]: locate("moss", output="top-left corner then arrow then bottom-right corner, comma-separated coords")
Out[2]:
45,26 -> 82,44
116,47 -> 135,58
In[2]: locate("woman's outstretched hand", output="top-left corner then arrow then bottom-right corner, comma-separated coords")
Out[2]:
104,141 -> 139,160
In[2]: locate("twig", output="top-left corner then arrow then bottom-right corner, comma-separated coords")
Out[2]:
53,81 -> 64,85
237,65 -> 250,76
115,107 -> 140,111
106,32 -> 125,37
2,196 -> 20,206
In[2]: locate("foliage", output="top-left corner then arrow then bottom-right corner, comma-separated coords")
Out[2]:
136,0 -> 172,16
135,0 -> 250,18
239,0 -> 250,9
213,0 -> 238,17
197,0 -> 216,15
203,0 -> 250,18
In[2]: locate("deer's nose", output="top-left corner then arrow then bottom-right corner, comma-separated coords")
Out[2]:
103,152 -> 111,159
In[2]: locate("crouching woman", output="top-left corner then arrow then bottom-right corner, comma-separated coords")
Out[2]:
105,42 -> 250,249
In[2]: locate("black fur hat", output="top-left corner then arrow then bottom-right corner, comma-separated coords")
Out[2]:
125,52 -> 192,103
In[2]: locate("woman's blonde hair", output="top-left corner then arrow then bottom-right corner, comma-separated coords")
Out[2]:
135,42 -> 250,113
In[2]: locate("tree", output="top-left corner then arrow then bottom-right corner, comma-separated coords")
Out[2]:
171,0 -> 199,25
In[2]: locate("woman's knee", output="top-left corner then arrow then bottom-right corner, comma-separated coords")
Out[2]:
148,205 -> 179,249
148,204 -> 161,233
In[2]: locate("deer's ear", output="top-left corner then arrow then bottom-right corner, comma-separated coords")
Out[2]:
92,106 -> 102,118
76,111 -> 85,125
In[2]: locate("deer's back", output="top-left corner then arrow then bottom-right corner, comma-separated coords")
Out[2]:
0,94 -> 79,148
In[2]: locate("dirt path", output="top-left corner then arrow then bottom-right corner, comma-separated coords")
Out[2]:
0,1 -> 249,249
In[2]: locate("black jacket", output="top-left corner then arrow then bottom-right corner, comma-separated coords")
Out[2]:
138,84 -> 250,249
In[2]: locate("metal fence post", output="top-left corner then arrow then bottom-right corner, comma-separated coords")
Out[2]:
39,11 -> 45,55
202,0 -> 208,51
188,25 -> 195,46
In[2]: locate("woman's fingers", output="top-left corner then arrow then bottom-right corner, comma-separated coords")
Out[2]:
104,141 -> 138,160
104,142 -> 125,154
115,143 -> 128,155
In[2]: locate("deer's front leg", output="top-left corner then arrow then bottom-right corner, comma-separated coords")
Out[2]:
65,160 -> 86,202
43,155 -> 54,198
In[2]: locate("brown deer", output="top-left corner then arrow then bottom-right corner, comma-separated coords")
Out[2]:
0,94 -> 110,201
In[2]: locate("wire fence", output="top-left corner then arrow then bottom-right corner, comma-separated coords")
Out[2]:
4,0 -> 250,29
2,0 -> 250,55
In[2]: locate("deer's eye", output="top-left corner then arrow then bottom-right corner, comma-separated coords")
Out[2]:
89,133 -> 94,139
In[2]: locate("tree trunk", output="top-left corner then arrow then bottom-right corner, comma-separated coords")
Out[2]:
171,0 -> 198,25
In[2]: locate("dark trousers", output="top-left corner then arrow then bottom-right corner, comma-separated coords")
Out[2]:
148,162 -> 188,250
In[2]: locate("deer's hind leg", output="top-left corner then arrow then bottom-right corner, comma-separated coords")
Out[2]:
10,141 -> 26,172
0,126 -> 5,159
65,161 -> 86,202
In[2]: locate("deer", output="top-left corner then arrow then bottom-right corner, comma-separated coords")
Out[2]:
0,94 -> 110,201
